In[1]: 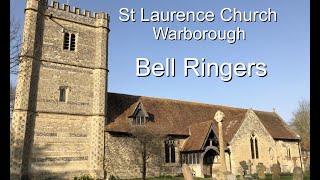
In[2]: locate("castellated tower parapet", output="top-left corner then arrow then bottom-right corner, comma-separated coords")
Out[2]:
47,1 -> 110,29
11,0 -> 109,179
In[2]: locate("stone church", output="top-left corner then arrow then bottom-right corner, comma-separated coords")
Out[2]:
10,0 -> 304,179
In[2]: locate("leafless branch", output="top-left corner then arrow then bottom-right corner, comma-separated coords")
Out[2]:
10,81 -> 16,122
290,99 -> 310,151
130,126 -> 165,180
10,13 -> 22,75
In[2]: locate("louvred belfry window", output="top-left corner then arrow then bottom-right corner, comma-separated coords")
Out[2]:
63,33 -> 70,50
70,34 -> 76,51
63,32 -> 76,51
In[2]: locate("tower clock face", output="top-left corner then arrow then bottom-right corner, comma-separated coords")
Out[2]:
214,110 -> 225,122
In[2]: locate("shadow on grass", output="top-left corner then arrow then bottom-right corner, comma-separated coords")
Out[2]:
125,171 -> 310,180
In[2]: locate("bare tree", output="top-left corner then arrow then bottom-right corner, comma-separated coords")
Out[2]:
10,12 -> 22,75
10,7 -> 21,122
130,126 -> 165,180
10,81 -> 16,109
10,8 -> 22,124
290,99 -> 310,151
10,81 -> 16,123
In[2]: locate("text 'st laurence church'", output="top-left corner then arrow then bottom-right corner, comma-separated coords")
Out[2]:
119,8 -> 278,82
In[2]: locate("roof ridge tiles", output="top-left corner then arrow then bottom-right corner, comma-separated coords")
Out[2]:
108,92 -> 249,111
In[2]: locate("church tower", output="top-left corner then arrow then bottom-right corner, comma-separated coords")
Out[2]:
10,0 -> 109,179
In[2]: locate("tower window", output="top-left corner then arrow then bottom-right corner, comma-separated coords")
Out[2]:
63,32 -> 76,51
63,33 -> 70,50
59,86 -> 68,102
70,34 -> 76,51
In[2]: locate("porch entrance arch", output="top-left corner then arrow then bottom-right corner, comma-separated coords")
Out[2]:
202,147 -> 219,177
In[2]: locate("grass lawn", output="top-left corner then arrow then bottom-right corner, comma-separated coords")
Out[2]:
144,178 -> 211,180
260,173 -> 310,180
130,172 -> 310,180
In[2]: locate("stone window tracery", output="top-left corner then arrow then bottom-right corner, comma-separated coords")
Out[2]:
165,139 -> 176,163
250,132 -> 259,159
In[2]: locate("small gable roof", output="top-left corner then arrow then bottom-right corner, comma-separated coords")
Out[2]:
181,121 -> 229,152
106,93 -> 300,143
182,121 -> 213,152
130,102 -> 149,118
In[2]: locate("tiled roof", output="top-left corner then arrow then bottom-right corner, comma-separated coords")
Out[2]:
105,93 -> 300,147
254,110 -> 300,140
182,121 -> 213,152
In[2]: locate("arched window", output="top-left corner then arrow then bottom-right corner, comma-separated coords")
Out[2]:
250,137 -> 255,159
255,138 -> 259,159
171,143 -> 175,163
63,32 -> 76,51
63,33 -> 70,50
165,142 -> 170,163
250,132 -> 259,159
70,34 -> 76,51
165,139 -> 176,163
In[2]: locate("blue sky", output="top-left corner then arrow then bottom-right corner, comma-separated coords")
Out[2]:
10,0 -> 310,122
